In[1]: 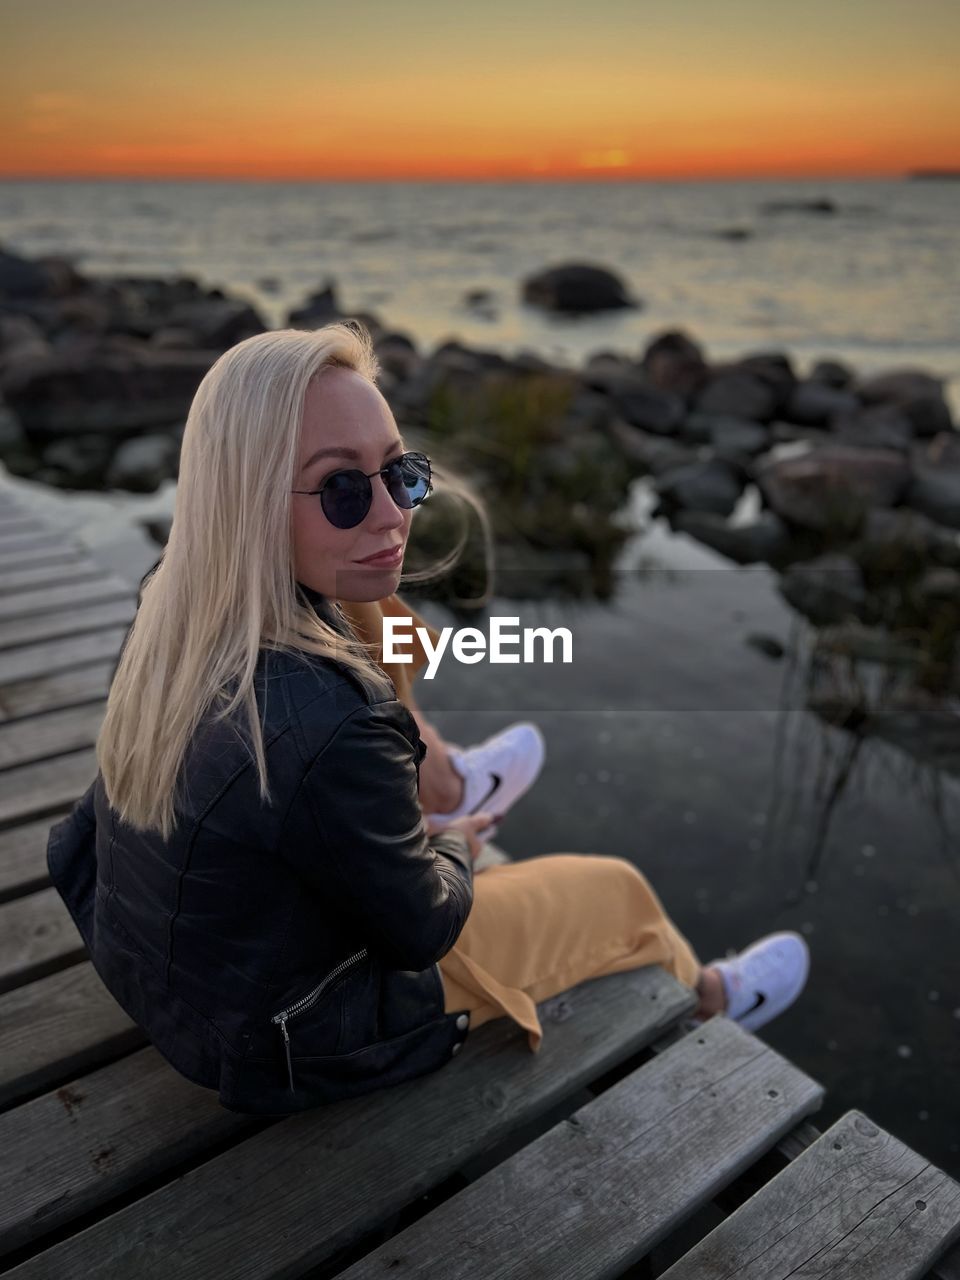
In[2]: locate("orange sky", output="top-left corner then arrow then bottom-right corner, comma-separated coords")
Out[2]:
1,0 -> 958,180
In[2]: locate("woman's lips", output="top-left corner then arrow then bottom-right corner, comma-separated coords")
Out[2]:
354,544 -> 404,567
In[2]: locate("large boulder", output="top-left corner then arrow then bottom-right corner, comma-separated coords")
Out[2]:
0,249 -> 83,299
164,298 -> 265,349
851,507 -> 960,575
521,263 -> 636,314
606,419 -> 696,476
2,343 -> 216,440
831,404 -> 914,453
693,355 -> 795,423
679,413 -> 770,458
756,445 -> 910,531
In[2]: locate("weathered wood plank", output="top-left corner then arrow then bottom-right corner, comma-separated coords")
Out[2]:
0,598 -> 135,651
662,1110 -> 960,1280
0,963 -> 143,1109
0,561 -> 107,595
0,663 -> 114,720
340,1018 -> 824,1280
0,1048 -> 255,1258
0,748 -> 96,825
0,887 -> 84,995
0,544 -> 87,572
0,577 -> 132,623
0,628 -> 126,685
0,702 -> 106,770
0,816 -> 66,901
4,967 -> 698,1279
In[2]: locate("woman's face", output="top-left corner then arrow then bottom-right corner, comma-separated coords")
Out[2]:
291,367 -> 412,602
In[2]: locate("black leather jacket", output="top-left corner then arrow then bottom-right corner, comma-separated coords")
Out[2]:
46,583 -> 474,1114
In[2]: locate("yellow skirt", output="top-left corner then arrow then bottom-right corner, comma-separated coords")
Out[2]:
437,853 -> 701,1051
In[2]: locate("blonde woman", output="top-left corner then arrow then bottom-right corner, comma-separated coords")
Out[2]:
47,323 -> 809,1114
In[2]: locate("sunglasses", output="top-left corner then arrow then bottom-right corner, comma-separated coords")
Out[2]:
291,451 -> 432,530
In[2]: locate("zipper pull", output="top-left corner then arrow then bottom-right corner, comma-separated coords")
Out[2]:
279,1017 -> 294,1093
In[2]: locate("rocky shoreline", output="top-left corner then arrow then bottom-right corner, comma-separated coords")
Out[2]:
1,246 -> 958,768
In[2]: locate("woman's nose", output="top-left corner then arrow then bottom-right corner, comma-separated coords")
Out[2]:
367,473 -> 405,530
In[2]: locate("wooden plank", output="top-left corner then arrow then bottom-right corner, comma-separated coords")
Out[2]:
0,1048 -> 255,1258
661,1110 -> 960,1280
0,748 -> 96,825
3,967 -> 698,1278
337,1017 -> 824,1280
0,963 -> 143,1109
0,628 -> 126,685
0,816 -> 67,901
0,520 -> 50,539
0,544 -> 87,572
0,598 -> 135,651
0,663 -> 114,720
0,577 -> 132,623
0,887 -> 85,995
0,536 -> 71,561
0,703 -> 106,769
0,561 -> 106,595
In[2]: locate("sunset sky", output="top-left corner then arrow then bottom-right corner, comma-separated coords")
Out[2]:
2,0 -> 958,181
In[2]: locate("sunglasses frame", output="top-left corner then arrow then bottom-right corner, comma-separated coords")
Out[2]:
291,450 -> 433,530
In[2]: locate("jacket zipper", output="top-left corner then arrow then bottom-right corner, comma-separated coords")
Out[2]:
270,948 -> 368,1093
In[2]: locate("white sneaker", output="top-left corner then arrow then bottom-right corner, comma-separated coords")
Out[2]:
710,931 -> 810,1032
426,722 -> 546,833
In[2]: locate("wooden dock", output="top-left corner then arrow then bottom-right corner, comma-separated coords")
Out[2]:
0,484 -> 958,1279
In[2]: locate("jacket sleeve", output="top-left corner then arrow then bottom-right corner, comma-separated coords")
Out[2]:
283,698 -> 474,972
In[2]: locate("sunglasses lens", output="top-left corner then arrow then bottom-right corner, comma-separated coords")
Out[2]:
387,453 -> 431,509
320,471 -> 372,530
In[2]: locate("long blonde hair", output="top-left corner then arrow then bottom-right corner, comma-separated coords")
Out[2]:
97,323 -> 388,838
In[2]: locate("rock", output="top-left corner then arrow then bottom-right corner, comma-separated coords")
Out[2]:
858,368 -> 953,437
715,227 -> 752,241
583,370 -> 685,435
374,332 -> 421,381
809,359 -> 855,389
164,299 -> 266,348
672,509 -> 792,564
737,352 -> 798,409
831,404 -> 914,453
760,198 -> 838,215
150,327 -> 198,350
521,263 -> 636,314
694,367 -> 780,422
287,282 -> 341,327
607,419 -> 695,476
746,633 -> 785,659
40,434 -> 114,487
679,413 -> 770,458
779,553 -> 869,625
0,249 -> 82,299
784,380 -> 860,427
639,330 -> 709,402
756,445 -> 910,532
904,466 -> 960,530
921,432 -> 960,469
654,457 -> 745,516
0,400 -> 26,453
3,345 -> 216,440
105,433 -> 180,492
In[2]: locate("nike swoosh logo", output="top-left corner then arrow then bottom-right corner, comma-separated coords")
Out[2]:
469,772 -> 502,815
742,991 -> 767,1017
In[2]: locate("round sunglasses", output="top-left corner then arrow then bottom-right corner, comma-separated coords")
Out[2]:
291,450 -> 432,530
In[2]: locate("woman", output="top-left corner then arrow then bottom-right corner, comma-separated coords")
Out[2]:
47,323 -> 809,1115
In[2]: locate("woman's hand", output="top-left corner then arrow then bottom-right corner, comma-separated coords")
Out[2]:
437,812 -> 496,863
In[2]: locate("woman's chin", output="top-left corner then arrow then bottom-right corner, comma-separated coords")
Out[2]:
335,562 -> 404,601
